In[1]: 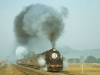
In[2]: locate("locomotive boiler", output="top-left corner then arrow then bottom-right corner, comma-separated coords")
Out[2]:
16,48 -> 63,72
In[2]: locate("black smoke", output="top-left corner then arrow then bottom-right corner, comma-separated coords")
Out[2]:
14,4 -> 68,58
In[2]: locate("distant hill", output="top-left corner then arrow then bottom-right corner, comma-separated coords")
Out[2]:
57,46 -> 100,59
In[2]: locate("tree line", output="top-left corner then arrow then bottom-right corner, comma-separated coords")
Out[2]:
67,55 -> 100,63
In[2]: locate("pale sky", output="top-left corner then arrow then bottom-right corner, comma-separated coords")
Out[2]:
0,0 -> 100,60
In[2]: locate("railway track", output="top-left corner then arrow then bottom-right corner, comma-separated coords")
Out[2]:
13,64 -> 46,75
13,64 -> 75,75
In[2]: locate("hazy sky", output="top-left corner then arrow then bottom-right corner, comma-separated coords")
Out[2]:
0,0 -> 100,60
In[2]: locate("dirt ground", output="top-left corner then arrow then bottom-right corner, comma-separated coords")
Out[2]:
0,64 -> 25,75
0,64 -> 66,75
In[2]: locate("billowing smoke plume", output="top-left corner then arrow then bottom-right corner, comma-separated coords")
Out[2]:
14,5 -> 32,45
14,4 -> 68,47
14,4 -> 68,58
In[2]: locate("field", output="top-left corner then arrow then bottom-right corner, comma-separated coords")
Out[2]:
64,63 -> 100,75
0,63 -> 100,75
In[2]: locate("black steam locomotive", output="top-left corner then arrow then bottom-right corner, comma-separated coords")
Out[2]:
16,48 -> 63,72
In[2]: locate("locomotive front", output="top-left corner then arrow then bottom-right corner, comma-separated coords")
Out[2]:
45,48 -> 63,72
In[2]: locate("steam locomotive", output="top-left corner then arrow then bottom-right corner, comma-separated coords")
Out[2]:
16,48 -> 63,72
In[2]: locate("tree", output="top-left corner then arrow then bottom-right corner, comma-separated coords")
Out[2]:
75,58 -> 80,63
85,55 -> 97,63
67,58 -> 74,63
97,58 -> 100,63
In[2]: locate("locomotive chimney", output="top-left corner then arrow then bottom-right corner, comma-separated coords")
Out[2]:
52,48 -> 56,51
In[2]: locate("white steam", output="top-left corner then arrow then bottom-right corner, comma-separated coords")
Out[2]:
16,46 -> 28,59
37,55 -> 46,67
40,67 -> 47,72
37,55 -> 47,71
63,58 -> 69,68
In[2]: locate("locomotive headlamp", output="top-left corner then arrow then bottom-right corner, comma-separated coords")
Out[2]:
52,53 -> 57,59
